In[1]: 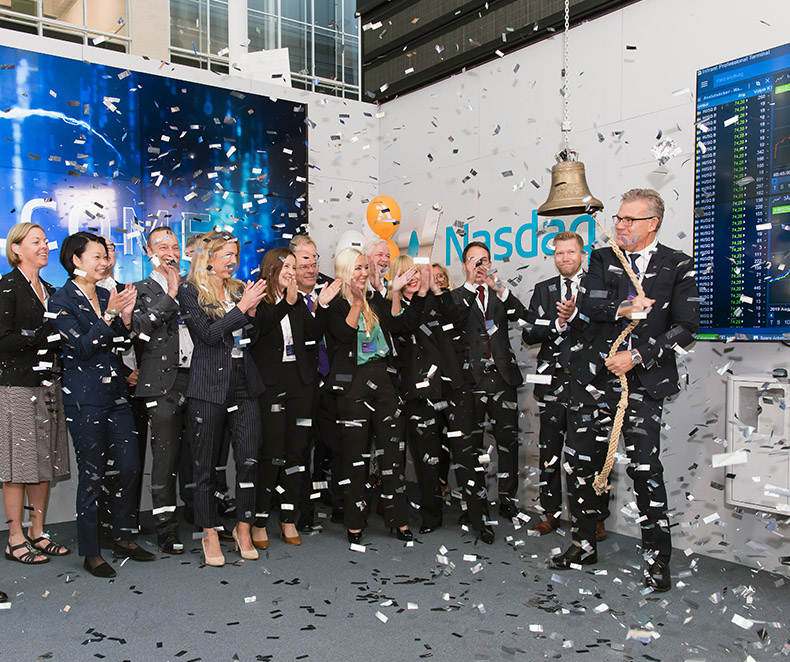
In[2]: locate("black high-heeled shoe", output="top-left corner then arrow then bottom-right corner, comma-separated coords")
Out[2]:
347,530 -> 363,544
391,527 -> 413,542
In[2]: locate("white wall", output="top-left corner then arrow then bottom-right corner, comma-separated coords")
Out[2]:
0,27 -> 379,528
378,0 -> 790,575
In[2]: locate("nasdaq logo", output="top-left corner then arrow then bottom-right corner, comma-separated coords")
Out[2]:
445,210 -> 597,264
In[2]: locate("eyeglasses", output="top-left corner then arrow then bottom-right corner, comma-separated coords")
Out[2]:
296,262 -> 318,272
612,215 -> 656,227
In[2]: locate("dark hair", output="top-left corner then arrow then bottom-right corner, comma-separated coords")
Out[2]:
60,232 -> 106,278
462,241 -> 490,263
147,226 -> 176,248
259,247 -> 295,304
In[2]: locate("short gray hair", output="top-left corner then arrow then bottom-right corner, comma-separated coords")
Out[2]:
364,238 -> 387,255
621,188 -> 665,230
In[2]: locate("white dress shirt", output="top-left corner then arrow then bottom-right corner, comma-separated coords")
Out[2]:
150,270 -> 194,368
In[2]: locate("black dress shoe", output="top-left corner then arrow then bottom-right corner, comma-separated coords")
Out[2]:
347,530 -> 363,544
479,526 -> 495,545
458,511 -> 471,526
0,590 -> 8,602
393,527 -> 414,542
499,501 -> 518,519
296,513 -> 315,533
331,509 -> 345,524
644,558 -> 671,592
548,545 -> 598,569
159,538 -> 185,555
83,557 -> 117,578
419,521 -> 441,535
112,542 -> 156,562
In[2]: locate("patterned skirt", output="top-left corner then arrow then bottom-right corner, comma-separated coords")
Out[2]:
0,382 -> 70,483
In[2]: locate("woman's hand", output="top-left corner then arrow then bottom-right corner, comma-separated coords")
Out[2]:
111,284 -> 137,328
285,277 -> 298,306
347,279 -> 365,305
238,279 -> 266,315
391,268 -> 417,295
418,264 -> 432,297
317,279 -> 342,307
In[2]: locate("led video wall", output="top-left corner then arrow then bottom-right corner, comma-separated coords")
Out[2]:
0,43 -> 307,285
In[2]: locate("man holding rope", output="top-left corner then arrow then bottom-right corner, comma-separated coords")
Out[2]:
548,188 -> 699,593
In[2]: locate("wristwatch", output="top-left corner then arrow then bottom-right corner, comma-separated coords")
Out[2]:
103,311 -> 117,323
630,348 -> 643,365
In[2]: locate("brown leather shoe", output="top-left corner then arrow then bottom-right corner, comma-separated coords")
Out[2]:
595,521 -> 608,542
531,513 -> 560,535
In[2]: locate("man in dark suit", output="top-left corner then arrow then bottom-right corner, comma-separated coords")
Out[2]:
452,241 -> 527,519
132,227 -> 194,555
549,188 -> 699,594
522,231 -> 608,540
289,234 -> 339,531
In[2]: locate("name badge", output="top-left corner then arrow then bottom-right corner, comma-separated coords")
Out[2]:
484,319 -> 495,331
285,344 -> 295,356
361,341 -> 377,354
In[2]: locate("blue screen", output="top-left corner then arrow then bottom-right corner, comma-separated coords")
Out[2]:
0,43 -> 307,285
694,42 -> 790,340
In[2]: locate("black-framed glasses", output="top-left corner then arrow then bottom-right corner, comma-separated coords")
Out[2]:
296,262 -> 319,272
612,215 -> 656,227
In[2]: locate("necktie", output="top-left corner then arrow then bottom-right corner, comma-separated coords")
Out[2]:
304,293 -> 314,312
304,292 -> 330,376
563,278 -> 573,301
477,285 -> 491,359
627,253 -> 640,300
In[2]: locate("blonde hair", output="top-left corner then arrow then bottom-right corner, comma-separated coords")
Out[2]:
186,231 -> 245,319
335,248 -> 379,334
387,254 -> 415,300
6,223 -> 45,267
289,234 -> 316,251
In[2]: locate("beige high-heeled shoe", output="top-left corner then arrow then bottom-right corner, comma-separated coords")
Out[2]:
232,526 -> 259,560
201,535 -> 225,567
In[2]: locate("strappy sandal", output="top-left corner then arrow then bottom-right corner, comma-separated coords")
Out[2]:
5,540 -> 50,564
27,535 -> 71,556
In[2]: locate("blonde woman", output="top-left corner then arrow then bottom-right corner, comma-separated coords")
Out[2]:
322,248 -> 428,544
0,223 -> 70,565
431,263 -> 453,291
178,232 -> 266,566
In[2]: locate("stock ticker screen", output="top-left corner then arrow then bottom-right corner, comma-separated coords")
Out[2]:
694,41 -> 790,340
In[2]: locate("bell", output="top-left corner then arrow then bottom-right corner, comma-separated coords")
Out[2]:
537,149 -> 603,217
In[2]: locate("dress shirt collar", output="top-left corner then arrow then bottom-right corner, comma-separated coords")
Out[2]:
150,269 -> 168,293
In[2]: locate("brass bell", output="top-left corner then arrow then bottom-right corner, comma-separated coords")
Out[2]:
537,149 -> 603,217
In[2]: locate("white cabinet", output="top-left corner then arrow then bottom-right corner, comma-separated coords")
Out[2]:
725,376 -> 790,515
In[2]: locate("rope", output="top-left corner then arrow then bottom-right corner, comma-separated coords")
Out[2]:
591,230 -> 644,497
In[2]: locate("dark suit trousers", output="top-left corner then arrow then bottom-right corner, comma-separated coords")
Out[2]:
188,361 -> 261,528
567,372 -> 671,559
406,388 -> 488,531
65,402 -> 140,557
314,388 -> 344,511
337,360 -> 408,530
472,370 -> 520,505
255,363 -> 313,525
146,369 -> 192,540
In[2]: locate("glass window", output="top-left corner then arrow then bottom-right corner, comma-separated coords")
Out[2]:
208,0 -> 228,54
313,0 -> 337,30
86,0 -> 127,35
43,0 -> 83,24
342,0 -> 357,35
171,0 -> 206,52
343,36 -> 358,86
280,0 -> 310,24
7,0 -> 38,18
248,0 -> 276,13
248,10 -> 277,53
314,28 -> 339,80
281,18 -> 309,76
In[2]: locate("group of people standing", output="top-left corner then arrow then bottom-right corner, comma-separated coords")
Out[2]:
0,187 -> 698,600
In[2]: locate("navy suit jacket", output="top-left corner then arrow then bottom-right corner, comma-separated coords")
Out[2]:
572,243 -> 699,399
178,281 -> 264,404
522,274 -> 588,402
48,279 -> 131,407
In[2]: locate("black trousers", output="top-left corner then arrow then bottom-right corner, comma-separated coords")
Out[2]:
255,363 -> 314,526
405,387 -> 488,531
337,360 -> 408,530
65,402 -> 140,557
145,369 -> 192,540
472,370 -> 520,506
567,372 -> 671,560
188,361 -> 261,528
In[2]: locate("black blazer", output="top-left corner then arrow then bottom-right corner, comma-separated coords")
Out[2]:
251,295 -> 323,387
451,284 -> 526,387
0,267 -> 59,387
522,274 -> 587,402
48,279 -> 131,407
571,243 -> 699,399
178,281 -> 264,404
132,275 -> 183,398
391,291 -> 465,402
322,290 -> 425,395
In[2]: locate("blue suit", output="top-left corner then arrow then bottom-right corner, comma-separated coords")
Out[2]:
49,280 -> 140,556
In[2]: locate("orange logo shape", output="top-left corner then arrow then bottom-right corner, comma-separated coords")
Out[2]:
366,195 -> 401,260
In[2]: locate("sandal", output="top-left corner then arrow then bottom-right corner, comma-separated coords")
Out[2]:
5,540 -> 50,564
27,535 -> 71,557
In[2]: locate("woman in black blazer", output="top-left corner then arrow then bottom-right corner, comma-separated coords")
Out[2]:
0,223 -> 70,565
249,248 -> 340,548
179,231 -> 266,566
323,248 -> 429,544
49,232 -> 154,578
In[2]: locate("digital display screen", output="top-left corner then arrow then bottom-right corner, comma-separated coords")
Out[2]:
0,43 -> 307,285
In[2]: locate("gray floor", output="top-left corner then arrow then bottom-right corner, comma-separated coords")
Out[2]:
1,506 -> 787,662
